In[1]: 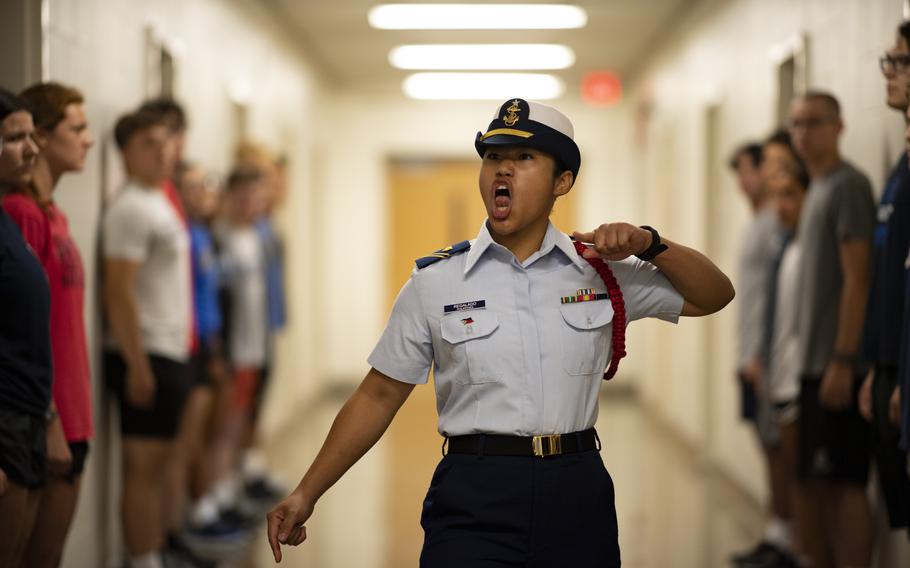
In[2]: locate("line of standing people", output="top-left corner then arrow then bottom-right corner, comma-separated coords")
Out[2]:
731,20 -> 910,568
0,85 -> 291,568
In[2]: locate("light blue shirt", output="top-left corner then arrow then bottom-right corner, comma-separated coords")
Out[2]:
368,221 -> 684,436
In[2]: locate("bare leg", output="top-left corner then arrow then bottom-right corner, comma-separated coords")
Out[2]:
778,420 -> 803,557
796,480 -> 835,568
827,483 -> 873,568
207,370 -> 259,496
766,441 -> 793,521
122,437 -> 173,555
162,385 -> 214,535
0,480 -> 42,566
20,474 -> 82,568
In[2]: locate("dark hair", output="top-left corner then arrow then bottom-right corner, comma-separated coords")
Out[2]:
138,98 -> 187,132
113,109 -> 167,149
728,142 -> 763,170
226,166 -> 263,191
19,82 -> 84,131
800,90 -> 841,119
0,88 -> 30,123
763,128 -> 810,190
899,20 -> 910,48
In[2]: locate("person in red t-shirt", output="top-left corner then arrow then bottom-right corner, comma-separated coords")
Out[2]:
2,82 -> 94,568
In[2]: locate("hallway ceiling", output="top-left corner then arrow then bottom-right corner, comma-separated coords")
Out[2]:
267,0 -> 693,98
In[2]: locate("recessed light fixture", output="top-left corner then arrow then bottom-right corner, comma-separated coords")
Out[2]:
402,72 -> 565,100
369,4 -> 587,30
389,44 -> 575,71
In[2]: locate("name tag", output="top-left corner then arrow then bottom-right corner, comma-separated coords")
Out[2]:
444,300 -> 486,313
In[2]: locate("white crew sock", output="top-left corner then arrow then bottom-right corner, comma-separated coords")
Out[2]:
129,551 -> 163,568
242,449 -> 269,480
190,494 -> 220,526
764,516 -> 792,551
213,475 -> 240,508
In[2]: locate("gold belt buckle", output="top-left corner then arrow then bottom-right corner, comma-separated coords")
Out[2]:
532,434 -> 562,457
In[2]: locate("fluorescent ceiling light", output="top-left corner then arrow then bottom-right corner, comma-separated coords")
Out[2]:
403,72 -> 564,100
390,44 -> 575,70
369,4 -> 587,30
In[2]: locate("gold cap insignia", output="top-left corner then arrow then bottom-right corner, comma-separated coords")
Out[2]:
502,100 -> 521,127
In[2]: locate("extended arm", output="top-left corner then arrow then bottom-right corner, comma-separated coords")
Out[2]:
266,368 -> 415,562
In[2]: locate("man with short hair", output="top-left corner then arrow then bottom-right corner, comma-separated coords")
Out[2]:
103,110 -> 192,568
788,91 -> 876,568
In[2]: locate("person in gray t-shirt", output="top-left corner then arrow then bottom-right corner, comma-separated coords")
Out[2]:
789,91 -> 876,568
729,143 -> 778,402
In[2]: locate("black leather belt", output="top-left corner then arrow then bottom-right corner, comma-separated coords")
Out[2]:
446,428 -> 599,458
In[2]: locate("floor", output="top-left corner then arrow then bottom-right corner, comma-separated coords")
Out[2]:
245,384 -> 764,568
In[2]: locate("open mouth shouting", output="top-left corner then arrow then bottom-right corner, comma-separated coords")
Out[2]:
492,179 -> 512,220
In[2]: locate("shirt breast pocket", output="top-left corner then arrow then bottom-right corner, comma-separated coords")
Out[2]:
558,301 -> 614,376
440,310 -> 502,384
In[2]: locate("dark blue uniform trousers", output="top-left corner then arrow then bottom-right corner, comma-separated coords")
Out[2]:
419,449 -> 621,567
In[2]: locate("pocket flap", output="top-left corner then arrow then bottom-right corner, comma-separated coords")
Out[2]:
559,301 -> 614,330
440,311 -> 500,344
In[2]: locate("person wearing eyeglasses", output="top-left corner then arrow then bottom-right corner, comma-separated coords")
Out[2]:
857,21 -> 910,548
787,91 -> 876,568
0,88 -> 52,567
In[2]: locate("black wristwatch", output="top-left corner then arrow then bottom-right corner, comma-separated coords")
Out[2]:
636,225 -> 669,261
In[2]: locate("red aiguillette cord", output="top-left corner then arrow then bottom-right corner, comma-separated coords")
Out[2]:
573,241 -> 627,380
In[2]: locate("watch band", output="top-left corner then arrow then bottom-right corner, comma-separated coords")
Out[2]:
636,225 -> 669,261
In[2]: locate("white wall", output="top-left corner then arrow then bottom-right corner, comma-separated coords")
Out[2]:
34,0 -> 322,565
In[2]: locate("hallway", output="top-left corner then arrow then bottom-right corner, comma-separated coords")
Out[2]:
257,387 -> 763,568
2,1 -> 910,566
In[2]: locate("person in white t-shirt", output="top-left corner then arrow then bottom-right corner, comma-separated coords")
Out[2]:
102,109 -> 192,568
187,167 -> 269,538
761,131 -> 811,568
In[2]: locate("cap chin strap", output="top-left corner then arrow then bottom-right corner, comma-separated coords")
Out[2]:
573,241 -> 627,380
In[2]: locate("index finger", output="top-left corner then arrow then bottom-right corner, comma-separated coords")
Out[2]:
267,512 -> 284,562
571,231 -> 594,243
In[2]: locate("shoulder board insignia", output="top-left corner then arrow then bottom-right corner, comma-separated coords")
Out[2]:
415,240 -> 471,269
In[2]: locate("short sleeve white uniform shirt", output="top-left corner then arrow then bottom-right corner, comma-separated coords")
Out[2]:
369,222 -> 684,437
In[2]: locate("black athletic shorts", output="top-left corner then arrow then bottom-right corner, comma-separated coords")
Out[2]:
105,350 -> 191,439
0,408 -> 47,489
797,375 -> 871,484
738,371 -> 758,423
189,342 -> 214,389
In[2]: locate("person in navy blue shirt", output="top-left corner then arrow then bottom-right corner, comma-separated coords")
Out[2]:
0,88 -> 52,566
858,21 -> 910,533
